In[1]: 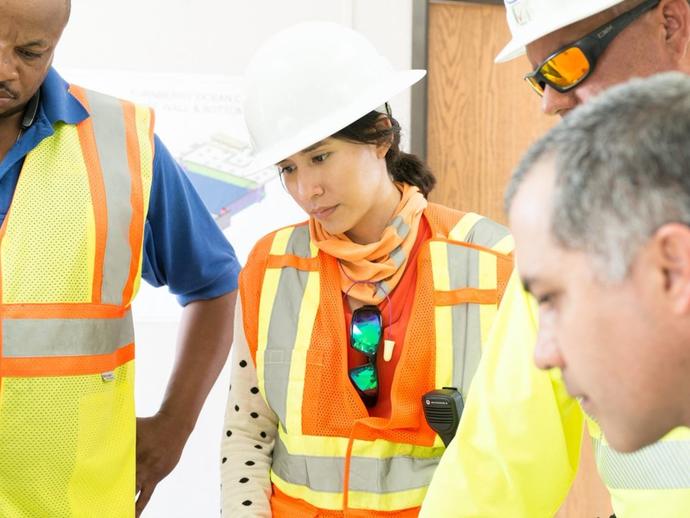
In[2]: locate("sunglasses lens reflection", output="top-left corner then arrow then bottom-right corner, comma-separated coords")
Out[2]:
541,47 -> 590,89
349,363 -> 378,392
352,308 -> 382,355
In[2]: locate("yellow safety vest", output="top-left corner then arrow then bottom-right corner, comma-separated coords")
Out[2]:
241,206 -> 514,515
421,272 -> 690,518
0,86 -> 153,518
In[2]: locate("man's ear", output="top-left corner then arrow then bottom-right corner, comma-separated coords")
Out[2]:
653,223 -> 690,314
660,0 -> 690,60
374,114 -> 393,159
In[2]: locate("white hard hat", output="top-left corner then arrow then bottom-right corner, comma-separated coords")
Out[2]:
495,0 -> 624,63
242,21 -> 426,172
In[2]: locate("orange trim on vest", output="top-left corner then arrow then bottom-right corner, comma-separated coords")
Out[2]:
70,85 -> 108,305
0,204 -> 7,396
121,100 -> 145,305
0,304 -> 127,319
0,343 -> 134,377
496,253 -> 513,305
240,206 -> 514,515
266,254 -> 320,271
424,202 -> 465,236
434,288 -> 498,306
239,231 -> 276,364
435,237 -> 511,259
270,485 -> 420,518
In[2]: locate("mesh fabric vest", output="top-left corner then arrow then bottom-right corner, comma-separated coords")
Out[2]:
240,204 -> 514,516
0,86 -> 153,518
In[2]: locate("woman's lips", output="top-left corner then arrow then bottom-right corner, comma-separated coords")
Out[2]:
310,204 -> 338,219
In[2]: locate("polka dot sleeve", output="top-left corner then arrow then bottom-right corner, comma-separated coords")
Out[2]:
221,297 -> 278,517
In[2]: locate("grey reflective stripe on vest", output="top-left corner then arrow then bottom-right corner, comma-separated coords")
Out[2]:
460,216 -> 510,249
264,226 -> 314,430
85,90 -> 134,306
445,244 -> 482,395
594,437 -> 690,489
272,435 -> 441,493
3,309 -> 133,357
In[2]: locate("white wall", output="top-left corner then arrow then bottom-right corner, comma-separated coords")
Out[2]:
54,2 -> 413,517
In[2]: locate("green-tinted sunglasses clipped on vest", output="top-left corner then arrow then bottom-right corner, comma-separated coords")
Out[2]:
349,305 -> 382,407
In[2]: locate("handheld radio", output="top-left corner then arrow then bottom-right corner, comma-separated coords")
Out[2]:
422,387 -> 464,447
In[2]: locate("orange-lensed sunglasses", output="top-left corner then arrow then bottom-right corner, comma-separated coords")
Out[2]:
525,0 -> 660,96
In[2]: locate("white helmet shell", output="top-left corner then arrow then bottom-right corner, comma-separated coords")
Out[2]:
496,0 -> 625,63
243,21 -> 426,172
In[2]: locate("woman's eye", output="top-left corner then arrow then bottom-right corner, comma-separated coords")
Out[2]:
312,152 -> 330,163
278,164 -> 295,175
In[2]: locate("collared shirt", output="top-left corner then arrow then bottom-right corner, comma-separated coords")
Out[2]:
0,68 -> 240,305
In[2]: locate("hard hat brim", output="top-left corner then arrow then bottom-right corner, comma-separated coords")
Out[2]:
239,68 -> 427,178
495,0 -> 625,63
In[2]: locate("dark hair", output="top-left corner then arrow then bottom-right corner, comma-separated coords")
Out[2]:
331,109 -> 436,197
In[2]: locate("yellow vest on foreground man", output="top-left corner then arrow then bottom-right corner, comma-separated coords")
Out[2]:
421,1 -> 690,516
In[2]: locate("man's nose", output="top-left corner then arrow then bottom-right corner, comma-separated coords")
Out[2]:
0,47 -> 19,84
541,85 -> 578,117
533,323 -> 565,371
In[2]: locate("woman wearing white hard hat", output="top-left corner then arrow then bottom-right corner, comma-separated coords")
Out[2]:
221,21 -> 515,517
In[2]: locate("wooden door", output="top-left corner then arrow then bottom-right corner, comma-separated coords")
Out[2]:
426,1 -> 614,516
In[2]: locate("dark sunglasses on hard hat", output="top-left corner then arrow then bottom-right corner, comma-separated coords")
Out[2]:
524,0 -> 660,96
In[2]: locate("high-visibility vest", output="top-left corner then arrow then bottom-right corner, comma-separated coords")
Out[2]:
240,204 -> 514,516
588,419 -> 690,517
0,86 -> 153,518
420,269 -> 690,518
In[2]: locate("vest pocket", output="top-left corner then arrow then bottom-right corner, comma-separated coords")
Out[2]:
68,361 -> 136,517
0,361 -> 134,517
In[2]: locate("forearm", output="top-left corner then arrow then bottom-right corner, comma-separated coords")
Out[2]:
221,298 -> 276,517
158,290 -> 237,434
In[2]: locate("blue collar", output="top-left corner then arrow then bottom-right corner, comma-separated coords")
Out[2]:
0,67 -> 89,178
39,67 -> 89,126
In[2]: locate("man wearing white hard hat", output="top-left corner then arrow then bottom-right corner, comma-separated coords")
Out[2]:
502,0 -> 690,115
219,21 -> 521,517
422,1 -> 690,517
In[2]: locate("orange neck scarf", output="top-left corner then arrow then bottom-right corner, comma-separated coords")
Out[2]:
309,183 -> 427,304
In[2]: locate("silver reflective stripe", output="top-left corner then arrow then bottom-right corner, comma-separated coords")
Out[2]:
264,226 -> 313,430
462,217 -> 510,249
594,437 -> 690,489
85,90 -> 133,306
446,245 -> 482,395
3,309 -> 134,357
285,225 -> 313,258
272,435 -> 440,493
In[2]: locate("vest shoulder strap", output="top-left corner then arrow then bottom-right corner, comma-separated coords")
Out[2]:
448,212 -> 514,254
444,210 -> 514,304
239,223 -> 314,362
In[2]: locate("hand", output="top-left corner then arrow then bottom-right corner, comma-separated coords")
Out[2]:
135,411 -> 192,517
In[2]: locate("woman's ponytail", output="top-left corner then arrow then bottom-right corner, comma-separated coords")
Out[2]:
332,109 -> 437,197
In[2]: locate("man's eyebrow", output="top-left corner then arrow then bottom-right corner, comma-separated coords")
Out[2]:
20,40 -> 48,47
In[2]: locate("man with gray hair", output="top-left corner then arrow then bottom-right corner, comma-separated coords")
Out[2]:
421,2 -> 690,516
506,71 -> 690,454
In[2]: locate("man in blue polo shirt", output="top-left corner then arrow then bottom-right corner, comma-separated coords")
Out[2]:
0,0 -> 240,516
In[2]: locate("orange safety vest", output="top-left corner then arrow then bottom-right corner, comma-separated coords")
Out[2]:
0,86 -> 153,518
240,203 -> 514,517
